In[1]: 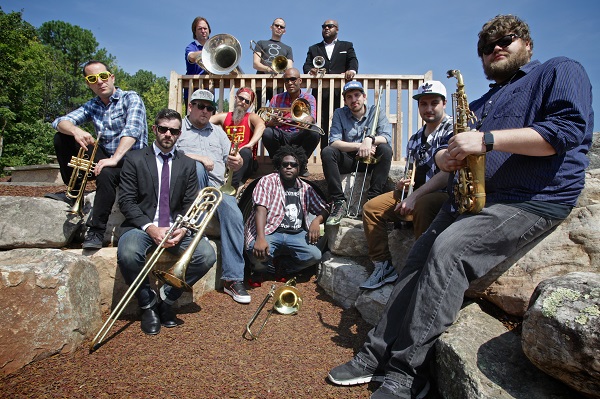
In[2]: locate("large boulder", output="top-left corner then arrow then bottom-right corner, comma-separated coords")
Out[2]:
522,272 -> 600,398
316,252 -> 369,309
0,248 -> 101,375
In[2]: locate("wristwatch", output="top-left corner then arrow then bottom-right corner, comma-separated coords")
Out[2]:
366,134 -> 377,142
483,131 -> 494,152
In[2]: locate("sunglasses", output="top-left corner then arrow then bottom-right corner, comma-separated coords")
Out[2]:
482,34 -> 520,55
322,23 -> 337,29
156,125 -> 182,135
281,161 -> 299,168
85,71 -> 112,84
192,102 -> 216,112
284,77 -> 299,83
273,23 -> 286,29
236,95 -> 251,105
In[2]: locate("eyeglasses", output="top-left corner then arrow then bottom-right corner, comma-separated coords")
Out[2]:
236,95 -> 251,105
273,23 -> 286,29
281,161 -> 299,168
192,102 -> 216,112
322,23 -> 337,29
284,77 -> 298,83
84,72 -> 112,84
156,125 -> 182,135
482,34 -> 520,55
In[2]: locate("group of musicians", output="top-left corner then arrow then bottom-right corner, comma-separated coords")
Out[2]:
47,13 -> 593,399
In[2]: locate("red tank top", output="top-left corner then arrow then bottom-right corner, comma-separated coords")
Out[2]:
223,112 -> 256,159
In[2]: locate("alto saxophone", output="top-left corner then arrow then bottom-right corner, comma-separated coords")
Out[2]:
447,70 -> 486,214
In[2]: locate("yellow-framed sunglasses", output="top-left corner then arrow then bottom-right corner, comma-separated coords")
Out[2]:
84,71 -> 112,84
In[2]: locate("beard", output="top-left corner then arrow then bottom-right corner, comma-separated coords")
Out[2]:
232,105 -> 247,125
483,45 -> 531,83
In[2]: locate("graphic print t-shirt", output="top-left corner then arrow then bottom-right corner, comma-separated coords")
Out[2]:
276,186 -> 304,233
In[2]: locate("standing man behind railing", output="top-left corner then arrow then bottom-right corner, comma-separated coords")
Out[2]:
183,16 -> 211,106
303,19 -> 359,149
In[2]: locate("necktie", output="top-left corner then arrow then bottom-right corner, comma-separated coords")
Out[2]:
158,153 -> 172,227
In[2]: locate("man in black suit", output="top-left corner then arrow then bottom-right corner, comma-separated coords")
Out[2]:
117,108 -> 216,335
303,19 -> 359,148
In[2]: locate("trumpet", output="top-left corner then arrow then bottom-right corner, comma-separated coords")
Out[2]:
220,140 -> 240,196
244,278 -> 302,340
90,187 -> 222,352
256,98 -> 325,136
249,40 -> 289,75
196,34 -> 243,75
65,134 -> 101,216
313,56 -> 326,77
396,159 -> 416,222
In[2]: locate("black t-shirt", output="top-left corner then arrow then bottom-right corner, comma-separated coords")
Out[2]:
276,186 -> 304,233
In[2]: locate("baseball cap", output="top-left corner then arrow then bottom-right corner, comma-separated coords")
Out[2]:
413,80 -> 447,100
342,80 -> 364,96
190,89 -> 218,107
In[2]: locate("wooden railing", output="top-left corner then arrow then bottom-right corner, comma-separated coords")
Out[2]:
168,71 -> 433,165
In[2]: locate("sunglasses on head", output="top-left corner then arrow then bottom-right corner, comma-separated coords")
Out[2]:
281,161 -> 299,168
322,23 -> 337,29
482,34 -> 520,55
273,23 -> 286,29
192,102 -> 216,112
84,71 -> 112,84
284,77 -> 298,83
156,125 -> 182,135
236,95 -> 251,105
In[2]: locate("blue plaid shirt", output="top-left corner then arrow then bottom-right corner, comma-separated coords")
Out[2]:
405,114 -> 453,182
52,87 -> 148,155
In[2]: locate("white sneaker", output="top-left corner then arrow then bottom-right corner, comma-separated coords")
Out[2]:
360,260 -> 398,290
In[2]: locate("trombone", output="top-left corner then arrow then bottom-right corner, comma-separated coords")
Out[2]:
90,187 -> 222,352
249,40 -> 289,75
219,140 -> 240,196
65,133 -> 101,216
244,278 -> 302,340
256,98 -> 325,136
396,158 -> 416,222
196,34 -> 243,75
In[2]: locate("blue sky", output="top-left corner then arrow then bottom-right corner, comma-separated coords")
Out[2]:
3,0 -> 599,130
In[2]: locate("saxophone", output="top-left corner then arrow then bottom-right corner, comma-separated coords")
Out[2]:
446,70 -> 486,214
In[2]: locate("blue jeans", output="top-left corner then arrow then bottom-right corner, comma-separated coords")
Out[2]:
195,161 -> 245,281
117,228 -> 216,308
247,231 -> 322,274
355,203 -> 563,390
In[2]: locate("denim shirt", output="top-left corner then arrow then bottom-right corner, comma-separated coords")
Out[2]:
329,104 -> 392,145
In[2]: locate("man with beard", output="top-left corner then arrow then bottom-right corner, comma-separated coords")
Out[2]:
327,14 -> 593,399
261,68 -> 320,176
210,87 -> 265,189
244,145 -> 328,282
359,80 -> 452,290
117,108 -> 216,335
321,81 -> 393,226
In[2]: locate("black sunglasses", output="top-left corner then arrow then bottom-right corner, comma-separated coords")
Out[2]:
482,34 -> 520,55
273,23 -> 286,29
236,95 -> 251,105
281,161 -> 299,168
284,77 -> 298,82
156,125 -> 182,135
322,23 -> 337,29
192,102 -> 216,112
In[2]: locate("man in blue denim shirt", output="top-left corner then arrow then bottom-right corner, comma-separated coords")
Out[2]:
328,15 -> 593,399
49,60 -> 147,250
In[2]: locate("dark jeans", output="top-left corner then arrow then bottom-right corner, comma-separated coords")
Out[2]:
54,133 -> 121,233
231,147 -> 254,189
321,143 -> 393,202
262,127 -> 320,160
355,204 -> 562,390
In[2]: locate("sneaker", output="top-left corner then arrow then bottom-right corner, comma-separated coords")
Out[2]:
223,280 -> 251,304
370,377 -> 430,399
328,357 -> 384,386
326,200 -> 347,226
360,260 -> 398,290
82,230 -> 104,250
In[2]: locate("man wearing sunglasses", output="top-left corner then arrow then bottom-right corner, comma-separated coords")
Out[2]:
261,68 -> 320,176
328,15 -> 593,399
117,108 -> 215,335
49,60 -> 147,250
303,19 -> 359,149
210,87 -> 265,189
176,89 -> 251,305
244,145 -> 328,284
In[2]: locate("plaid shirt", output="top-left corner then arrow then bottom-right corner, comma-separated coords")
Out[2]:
268,91 -> 317,133
52,88 -> 148,155
405,114 -> 453,181
244,172 -> 327,249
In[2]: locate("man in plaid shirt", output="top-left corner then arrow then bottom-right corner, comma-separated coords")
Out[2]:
49,60 -> 147,249
244,145 -> 328,282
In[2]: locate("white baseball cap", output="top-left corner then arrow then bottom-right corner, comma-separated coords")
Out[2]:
413,80 -> 447,100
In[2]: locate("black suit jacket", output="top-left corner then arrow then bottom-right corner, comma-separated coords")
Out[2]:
118,146 -> 199,234
302,40 -> 359,74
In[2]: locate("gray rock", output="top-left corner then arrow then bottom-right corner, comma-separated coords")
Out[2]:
522,272 -> 600,399
355,284 -> 394,325
325,218 -> 369,257
316,252 -> 369,309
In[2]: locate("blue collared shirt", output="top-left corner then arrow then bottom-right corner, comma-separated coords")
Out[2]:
52,87 -> 148,155
329,104 -> 392,145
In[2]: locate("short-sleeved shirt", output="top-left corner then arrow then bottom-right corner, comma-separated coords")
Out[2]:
255,39 -> 293,73
185,41 -> 206,75
268,91 -> 317,133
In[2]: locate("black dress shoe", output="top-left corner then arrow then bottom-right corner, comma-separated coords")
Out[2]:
140,306 -> 161,335
158,301 -> 178,328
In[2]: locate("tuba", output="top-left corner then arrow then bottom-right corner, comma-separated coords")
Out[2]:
65,134 -> 101,216
196,34 -> 243,75
90,187 -> 222,352
256,98 -> 325,136
447,70 -> 485,214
